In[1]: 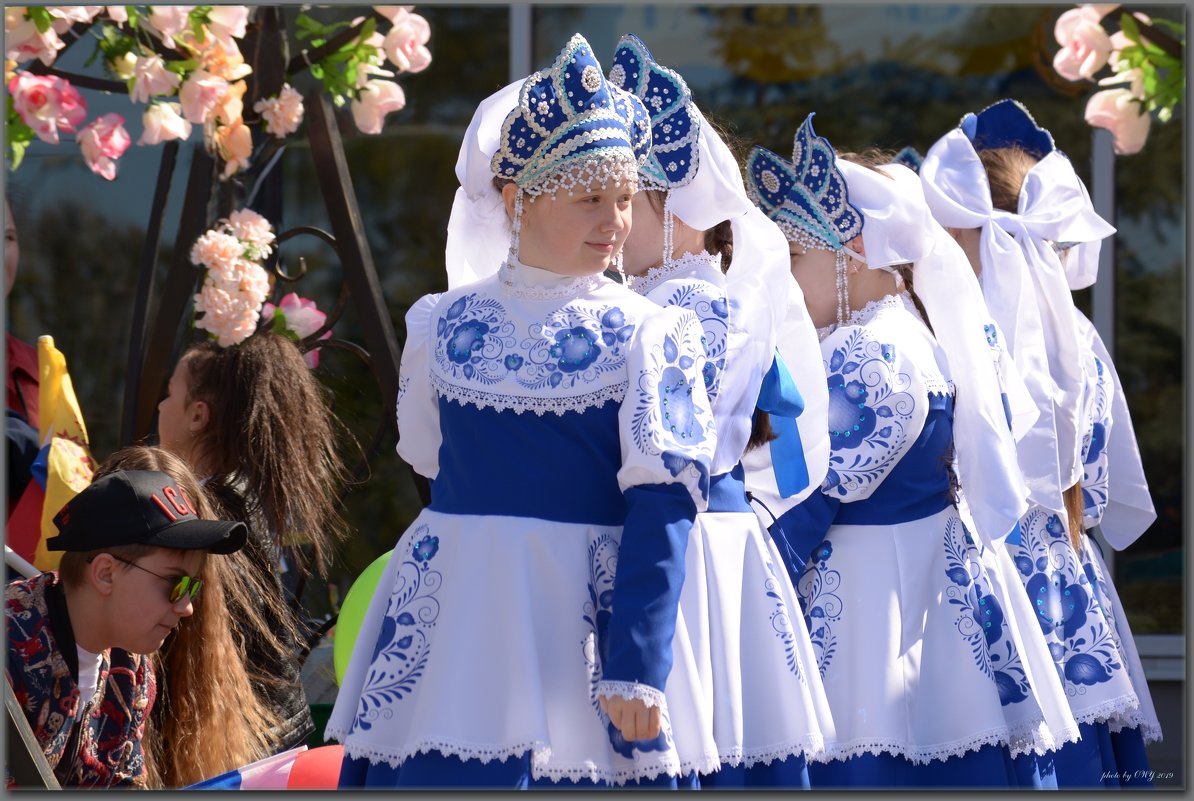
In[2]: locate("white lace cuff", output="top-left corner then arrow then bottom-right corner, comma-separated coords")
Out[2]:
594,680 -> 666,710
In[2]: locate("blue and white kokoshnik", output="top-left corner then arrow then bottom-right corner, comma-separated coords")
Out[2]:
492,33 -> 651,196
606,33 -> 699,192
745,113 -> 863,253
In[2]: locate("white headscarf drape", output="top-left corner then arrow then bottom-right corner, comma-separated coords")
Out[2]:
920,128 -> 1116,514
838,160 -> 1029,544
444,80 -> 522,290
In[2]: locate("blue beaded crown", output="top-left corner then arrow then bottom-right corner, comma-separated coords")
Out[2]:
745,112 -> 863,251
491,33 -> 651,196
607,33 -> 699,191
961,98 -> 1056,159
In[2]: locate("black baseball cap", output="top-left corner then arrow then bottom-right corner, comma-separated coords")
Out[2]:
46,470 -> 247,555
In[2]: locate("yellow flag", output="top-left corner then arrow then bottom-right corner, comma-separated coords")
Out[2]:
33,336 -> 95,572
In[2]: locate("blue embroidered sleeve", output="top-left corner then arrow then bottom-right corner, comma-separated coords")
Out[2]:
599,482 -> 695,694
396,293 -> 443,480
818,324 -> 929,503
768,490 -> 839,586
599,306 -> 716,704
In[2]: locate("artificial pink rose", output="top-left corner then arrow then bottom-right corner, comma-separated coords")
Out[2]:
373,6 -> 413,24
179,69 -> 229,124
46,7 -> 103,25
78,112 -> 131,181
139,102 -> 192,145
105,6 -> 127,24
7,72 -> 86,144
1053,7 -> 1113,81
263,293 -> 332,368
1085,88 -> 1151,154
5,9 -> 65,66
253,83 -> 304,138
206,6 -> 249,41
209,79 -> 247,127
147,6 -> 191,48
382,11 -> 431,73
351,79 -> 406,135
265,293 -> 326,339
214,119 -> 252,178
130,54 -> 181,103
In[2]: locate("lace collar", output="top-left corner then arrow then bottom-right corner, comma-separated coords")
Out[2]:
627,251 -> 722,297
848,291 -> 923,327
816,291 -> 924,341
499,257 -> 607,300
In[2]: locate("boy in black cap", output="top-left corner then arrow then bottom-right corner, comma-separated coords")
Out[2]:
5,469 -> 247,788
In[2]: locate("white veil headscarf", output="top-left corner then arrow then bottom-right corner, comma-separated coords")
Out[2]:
919,100 -> 1117,515
444,80 -> 521,290
838,159 -> 1029,545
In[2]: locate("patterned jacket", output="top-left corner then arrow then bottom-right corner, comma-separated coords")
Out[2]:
6,571 -> 155,788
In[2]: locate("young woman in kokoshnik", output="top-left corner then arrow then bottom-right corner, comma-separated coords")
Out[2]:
325,34 -> 729,788
607,33 -> 835,787
741,114 -> 1082,788
919,98 -> 1161,787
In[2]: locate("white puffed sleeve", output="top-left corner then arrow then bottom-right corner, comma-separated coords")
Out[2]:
819,324 -> 932,503
395,293 -> 443,480
1076,313 -> 1156,548
617,304 -> 717,509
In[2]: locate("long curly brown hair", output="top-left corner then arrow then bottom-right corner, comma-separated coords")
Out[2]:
91,446 -> 280,788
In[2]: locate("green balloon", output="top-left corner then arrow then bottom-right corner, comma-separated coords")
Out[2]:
333,549 -> 393,686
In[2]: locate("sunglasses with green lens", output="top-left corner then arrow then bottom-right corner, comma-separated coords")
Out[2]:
104,555 -> 203,603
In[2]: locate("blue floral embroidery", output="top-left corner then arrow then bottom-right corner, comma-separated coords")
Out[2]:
764,555 -> 805,684
820,329 -> 916,497
941,514 -> 1032,705
353,525 -> 444,731
433,292 -> 635,394
827,377 -> 876,448
659,281 -> 729,402
629,313 -> 713,499
445,319 -> 489,364
550,326 -> 601,372
984,323 -> 998,347
1012,507 -> 1125,695
796,539 -> 840,680
582,532 -> 673,757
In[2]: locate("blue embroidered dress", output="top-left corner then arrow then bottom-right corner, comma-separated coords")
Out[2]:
766,293 -> 1073,787
325,258 -> 722,787
1002,311 -> 1161,787
630,252 -> 834,784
